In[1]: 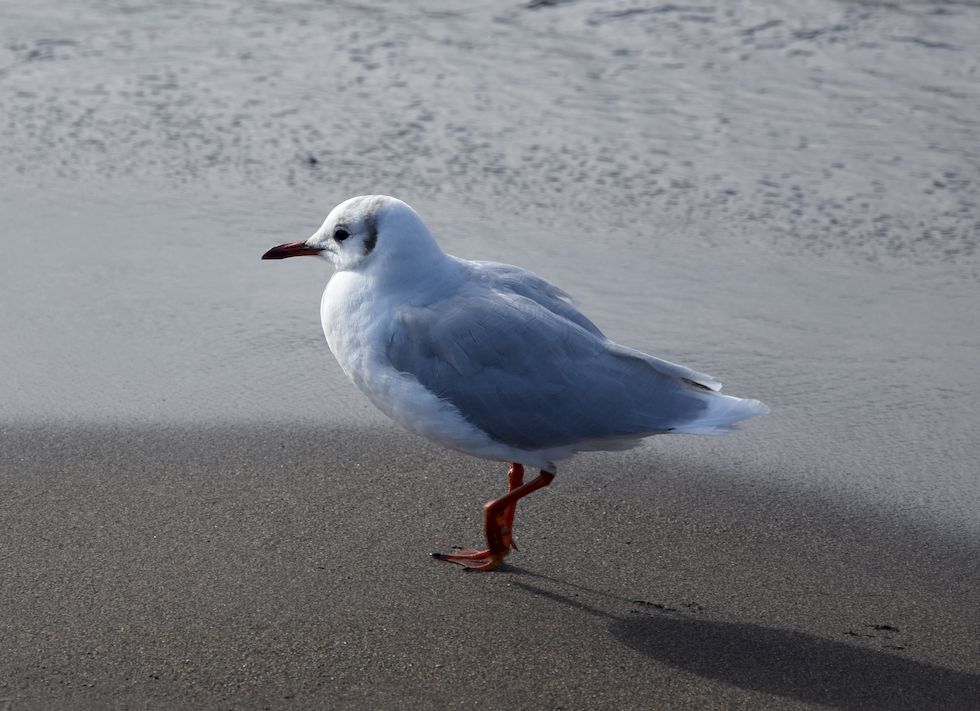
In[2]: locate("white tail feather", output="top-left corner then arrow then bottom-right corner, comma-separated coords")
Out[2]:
673,393 -> 770,435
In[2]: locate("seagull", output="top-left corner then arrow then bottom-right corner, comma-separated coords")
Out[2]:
262,195 -> 768,571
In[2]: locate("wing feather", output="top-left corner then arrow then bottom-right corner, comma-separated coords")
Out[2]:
386,278 -> 712,450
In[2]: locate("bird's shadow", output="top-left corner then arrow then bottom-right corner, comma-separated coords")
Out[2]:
503,568 -> 979,711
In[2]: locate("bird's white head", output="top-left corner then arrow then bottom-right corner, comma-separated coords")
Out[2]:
262,195 -> 444,276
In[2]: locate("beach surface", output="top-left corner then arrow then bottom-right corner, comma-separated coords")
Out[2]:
1,0 -> 978,709
2,423 -> 978,710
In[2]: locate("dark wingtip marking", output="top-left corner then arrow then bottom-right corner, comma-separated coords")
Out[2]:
682,377 -> 713,392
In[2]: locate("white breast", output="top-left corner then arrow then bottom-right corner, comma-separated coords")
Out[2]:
320,271 -> 525,464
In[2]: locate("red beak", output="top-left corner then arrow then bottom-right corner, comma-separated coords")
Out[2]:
261,241 -> 323,259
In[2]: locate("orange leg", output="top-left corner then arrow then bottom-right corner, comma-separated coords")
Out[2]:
504,462 -> 525,549
433,463 -> 554,572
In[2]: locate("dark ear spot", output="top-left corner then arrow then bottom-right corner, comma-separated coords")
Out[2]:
363,213 -> 378,255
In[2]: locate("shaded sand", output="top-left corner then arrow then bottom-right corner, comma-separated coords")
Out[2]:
1,424 -> 976,710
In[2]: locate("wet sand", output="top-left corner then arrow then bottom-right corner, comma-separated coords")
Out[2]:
1,424 -> 977,710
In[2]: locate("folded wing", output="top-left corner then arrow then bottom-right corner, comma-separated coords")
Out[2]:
386,272 -> 764,452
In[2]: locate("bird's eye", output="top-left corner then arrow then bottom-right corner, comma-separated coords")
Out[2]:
334,229 -> 350,242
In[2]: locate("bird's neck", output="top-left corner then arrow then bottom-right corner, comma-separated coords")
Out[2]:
364,250 -> 464,304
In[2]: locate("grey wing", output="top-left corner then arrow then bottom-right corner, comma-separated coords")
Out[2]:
470,260 -> 721,390
386,288 -> 710,451
469,260 -> 605,338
